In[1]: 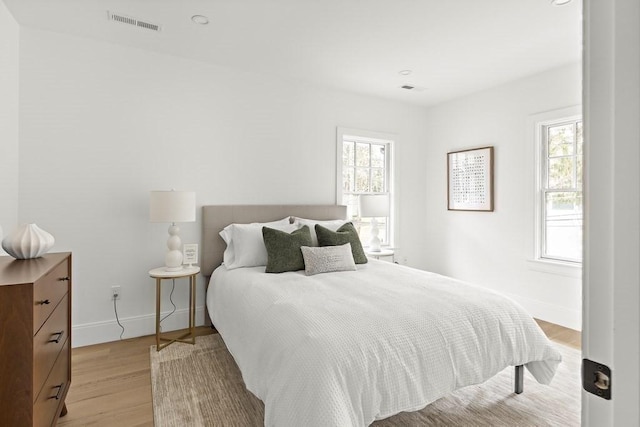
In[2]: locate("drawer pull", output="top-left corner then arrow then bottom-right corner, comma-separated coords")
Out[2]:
50,383 -> 64,400
49,331 -> 64,344
38,299 -> 51,305
58,276 -> 70,282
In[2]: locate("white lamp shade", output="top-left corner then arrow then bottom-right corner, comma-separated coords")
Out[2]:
150,191 -> 196,223
359,194 -> 390,217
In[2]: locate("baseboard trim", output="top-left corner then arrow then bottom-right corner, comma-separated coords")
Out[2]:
72,305 -> 207,348
505,292 -> 582,331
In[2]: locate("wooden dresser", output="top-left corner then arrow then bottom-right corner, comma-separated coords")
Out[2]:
0,252 -> 72,427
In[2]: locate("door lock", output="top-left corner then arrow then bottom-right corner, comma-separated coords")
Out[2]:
583,358 -> 612,400
594,370 -> 610,390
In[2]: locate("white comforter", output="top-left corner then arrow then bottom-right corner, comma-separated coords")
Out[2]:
207,260 -> 562,427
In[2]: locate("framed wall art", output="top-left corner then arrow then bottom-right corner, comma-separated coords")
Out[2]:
183,243 -> 199,266
447,146 -> 494,211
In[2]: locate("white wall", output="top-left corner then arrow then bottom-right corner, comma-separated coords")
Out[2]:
422,63 -> 582,330
0,1 -> 19,242
17,28 -> 429,346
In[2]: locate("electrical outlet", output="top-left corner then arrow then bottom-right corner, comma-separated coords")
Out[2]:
111,285 -> 121,300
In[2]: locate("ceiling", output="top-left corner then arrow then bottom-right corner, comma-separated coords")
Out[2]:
2,0 -> 582,107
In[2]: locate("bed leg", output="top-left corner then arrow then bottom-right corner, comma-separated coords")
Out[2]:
514,365 -> 524,394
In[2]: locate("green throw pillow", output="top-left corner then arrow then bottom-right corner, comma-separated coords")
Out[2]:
262,225 -> 313,273
315,222 -> 368,264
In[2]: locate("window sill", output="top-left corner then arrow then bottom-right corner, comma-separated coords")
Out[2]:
527,258 -> 582,278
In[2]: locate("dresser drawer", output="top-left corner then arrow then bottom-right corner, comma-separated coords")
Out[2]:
33,294 -> 69,402
33,258 -> 70,334
33,343 -> 69,427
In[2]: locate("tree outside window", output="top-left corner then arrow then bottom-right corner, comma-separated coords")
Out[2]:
541,119 -> 583,263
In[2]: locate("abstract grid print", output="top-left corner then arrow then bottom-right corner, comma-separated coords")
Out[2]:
448,146 -> 493,210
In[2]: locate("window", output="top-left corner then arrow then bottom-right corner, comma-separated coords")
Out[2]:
336,128 -> 394,248
538,116 -> 583,263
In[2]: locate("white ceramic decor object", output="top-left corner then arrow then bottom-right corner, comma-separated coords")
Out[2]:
1,223 -> 55,259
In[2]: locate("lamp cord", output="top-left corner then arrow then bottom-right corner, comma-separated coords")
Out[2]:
159,279 -> 177,332
113,297 -> 125,340
113,279 -> 178,337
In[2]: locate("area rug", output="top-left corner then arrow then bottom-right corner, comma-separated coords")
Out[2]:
150,334 -> 580,426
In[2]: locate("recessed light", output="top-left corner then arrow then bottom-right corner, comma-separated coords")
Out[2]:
399,70 -> 412,76
550,0 -> 572,5
191,15 -> 209,25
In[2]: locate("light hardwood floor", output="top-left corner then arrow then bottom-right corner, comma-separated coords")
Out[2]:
535,318 -> 581,350
57,320 -> 580,427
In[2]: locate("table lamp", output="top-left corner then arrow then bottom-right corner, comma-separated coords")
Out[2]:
359,194 -> 390,252
150,190 -> 196,271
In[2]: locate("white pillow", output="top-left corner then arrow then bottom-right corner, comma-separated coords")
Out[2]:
220,217 -> 291,268
301,243 -> 357,276
292,217 -> 346,246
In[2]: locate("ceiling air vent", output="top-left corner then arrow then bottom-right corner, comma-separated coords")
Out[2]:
399,85 -> 426,92
108,11 -> 161,32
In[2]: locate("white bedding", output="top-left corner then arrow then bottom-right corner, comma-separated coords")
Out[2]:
207,259 -> 562,427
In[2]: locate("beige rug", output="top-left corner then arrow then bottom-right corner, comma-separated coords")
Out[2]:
150,334 -> 580,426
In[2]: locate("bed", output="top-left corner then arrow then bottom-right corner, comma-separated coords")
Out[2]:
202,205 -> 562,426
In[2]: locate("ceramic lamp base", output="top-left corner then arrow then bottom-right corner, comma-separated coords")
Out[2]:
368,218 -> 382,252
164,223 -> 184,270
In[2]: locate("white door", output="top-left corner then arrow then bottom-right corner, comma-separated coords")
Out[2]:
583,0 -> 640,425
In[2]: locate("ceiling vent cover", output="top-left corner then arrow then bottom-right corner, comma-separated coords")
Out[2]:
108,11 -> 161,32
399,85 -> 426,92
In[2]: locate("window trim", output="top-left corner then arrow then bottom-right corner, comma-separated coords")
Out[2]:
528,106 -> 583,273
539,118 -> 582,263
336,127 -> 396,248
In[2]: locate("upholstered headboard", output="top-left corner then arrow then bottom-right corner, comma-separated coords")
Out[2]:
201,205 -> 347,276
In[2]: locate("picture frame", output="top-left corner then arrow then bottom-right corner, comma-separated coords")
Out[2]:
182,243 -> 199,266
447,146 -> 494,211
